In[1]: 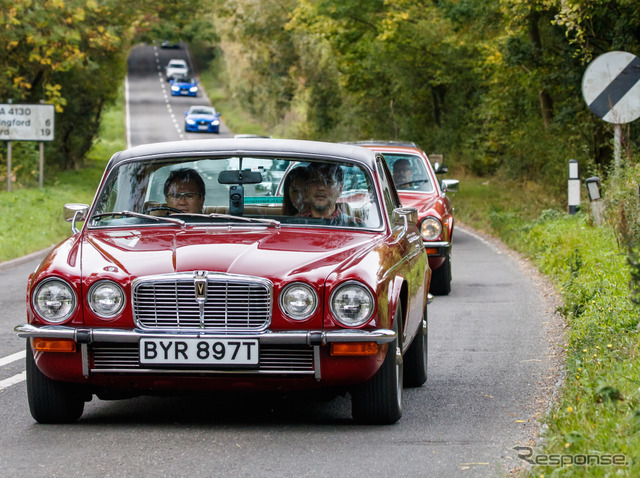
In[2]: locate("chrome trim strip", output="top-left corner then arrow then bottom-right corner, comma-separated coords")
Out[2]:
424,241 -> 451,249
89,368 -> 315,375
15,324 -> 396,344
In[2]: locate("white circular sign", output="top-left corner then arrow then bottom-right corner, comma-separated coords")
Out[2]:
582,51 -> 640,124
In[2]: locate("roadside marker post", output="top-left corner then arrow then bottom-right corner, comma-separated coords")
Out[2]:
568,159 -> 580,214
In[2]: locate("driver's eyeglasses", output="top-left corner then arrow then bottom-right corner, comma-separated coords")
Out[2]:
166,192 -> 201,201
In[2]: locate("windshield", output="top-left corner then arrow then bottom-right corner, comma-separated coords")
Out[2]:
384,153 -> 435,192
90,156 -> 382,229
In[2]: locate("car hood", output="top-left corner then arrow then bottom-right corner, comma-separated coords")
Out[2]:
80,227 -> 378,281
397,191 -> 440,214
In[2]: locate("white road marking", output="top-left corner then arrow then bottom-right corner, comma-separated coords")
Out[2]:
0,372 -> 26,391
0,350 -> 25,367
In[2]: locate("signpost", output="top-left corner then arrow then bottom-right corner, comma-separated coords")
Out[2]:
0,103 -> 55,191
582,51 -> 640,167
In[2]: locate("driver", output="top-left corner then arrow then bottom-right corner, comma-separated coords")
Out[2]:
164,168 -> 205,213
392,158 -> 413,188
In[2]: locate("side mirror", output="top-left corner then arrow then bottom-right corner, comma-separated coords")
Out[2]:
63,203 -> 89,222
441,179 -> 459,193
393,207 -> 418,226
64,203 -> 89,234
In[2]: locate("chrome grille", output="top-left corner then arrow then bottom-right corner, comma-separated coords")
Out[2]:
91,344 -> 314,374
133,274 -> 271,331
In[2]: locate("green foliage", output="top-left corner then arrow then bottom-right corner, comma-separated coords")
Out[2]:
0,0 -> 218,177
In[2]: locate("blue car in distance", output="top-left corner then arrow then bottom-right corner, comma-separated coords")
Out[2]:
170,76 -> 199,97
184,105 -> 221,133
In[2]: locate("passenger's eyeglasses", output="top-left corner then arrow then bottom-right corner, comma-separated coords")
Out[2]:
166,192 -> 201,201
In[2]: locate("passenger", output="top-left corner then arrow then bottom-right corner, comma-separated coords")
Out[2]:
392,158 -> 413,188
163,168 -> 205,213
282,166 -> 309,215
296,163 -> 361,226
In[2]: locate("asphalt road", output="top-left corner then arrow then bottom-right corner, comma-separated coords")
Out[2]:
0,44 -> 563,477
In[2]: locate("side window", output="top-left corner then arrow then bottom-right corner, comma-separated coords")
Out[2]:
376,156 -> 402,222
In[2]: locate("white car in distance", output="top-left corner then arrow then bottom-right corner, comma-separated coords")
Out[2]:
165,59 -> 189,82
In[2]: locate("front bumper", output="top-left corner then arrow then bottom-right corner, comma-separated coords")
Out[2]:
15,324 -> 395,381
424,240 -> 451,257
15,323 -> 395,345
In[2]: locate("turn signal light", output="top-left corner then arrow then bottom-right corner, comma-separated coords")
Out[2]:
32,338 -> 76,353
425,248 -> 438,254
330,342 -> 379,356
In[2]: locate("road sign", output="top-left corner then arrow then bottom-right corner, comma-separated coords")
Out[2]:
582,51 -> 640,124
0,104 -> 55,141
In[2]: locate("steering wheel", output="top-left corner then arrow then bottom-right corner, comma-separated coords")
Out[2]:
143,206 -> 183,215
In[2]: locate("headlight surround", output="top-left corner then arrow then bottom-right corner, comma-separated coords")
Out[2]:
280,283 -> 318,320
212,119 -> 220,125
419,216 -> 442,241
189,86 -> 198,92
330,281 -> 375,327
88,280 -> 125,318
171,85 -> 180,92
186,118 -> 195,125
32,278 -> 77,324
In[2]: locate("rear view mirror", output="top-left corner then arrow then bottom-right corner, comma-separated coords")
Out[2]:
218,169 -> 263,184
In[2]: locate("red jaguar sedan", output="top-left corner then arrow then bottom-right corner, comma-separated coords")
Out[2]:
15,138 -> 430,425
353,141 -> 458,295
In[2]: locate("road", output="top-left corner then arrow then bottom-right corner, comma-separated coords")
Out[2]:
0,44 -> 563,477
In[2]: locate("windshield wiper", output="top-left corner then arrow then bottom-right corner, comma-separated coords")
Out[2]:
207,213 -> 281,228
91,211 -> 185,226
397,179 -> 430,188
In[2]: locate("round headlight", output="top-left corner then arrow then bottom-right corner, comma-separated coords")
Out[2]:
330,281 -> 375,327
280,283 -> 317,320
32,278 -> 77,323
419,216 -> 442,240
88,281 -> 125,318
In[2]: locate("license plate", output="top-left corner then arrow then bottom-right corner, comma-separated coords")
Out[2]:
139,338 -> 259,366
180,91 -> 188,95
197,125 -> 209,130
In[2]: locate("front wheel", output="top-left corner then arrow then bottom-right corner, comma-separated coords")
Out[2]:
351,308 -> 403,424
26,340 -> 87,424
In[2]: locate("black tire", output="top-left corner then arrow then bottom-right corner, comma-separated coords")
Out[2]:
351,308 -> 403,424
430,254 -> 451,296
403,306 -> 428,387
26,340 -> 86,424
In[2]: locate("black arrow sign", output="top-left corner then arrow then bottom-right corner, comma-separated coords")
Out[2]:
588,56 -> 640,118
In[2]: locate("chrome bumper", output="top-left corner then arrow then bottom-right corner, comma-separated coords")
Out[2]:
14,324 -> 396,346
424,240 -> 451,256
16,324 -> 396,380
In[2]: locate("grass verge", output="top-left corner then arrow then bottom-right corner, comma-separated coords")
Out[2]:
451,170 -> 639,476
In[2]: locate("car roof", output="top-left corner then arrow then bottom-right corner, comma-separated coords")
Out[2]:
343,140 -> 419,148
107,139 -> 379,170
